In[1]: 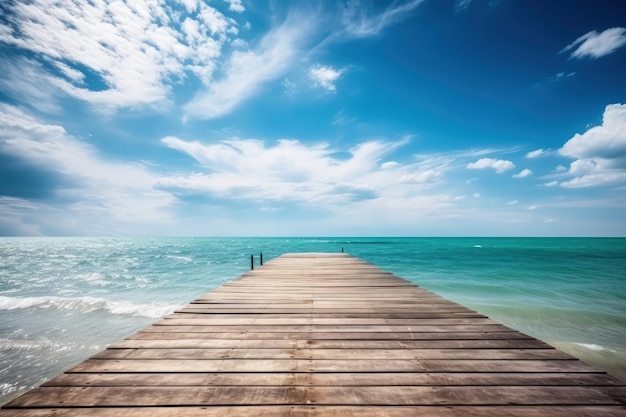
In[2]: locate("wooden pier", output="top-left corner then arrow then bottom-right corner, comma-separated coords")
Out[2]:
2,253 -> 625,416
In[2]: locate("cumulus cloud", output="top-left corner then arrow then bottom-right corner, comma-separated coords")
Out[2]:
0,0 -> 235,112
558,103 -> 626,187
339,0 -> 424,38
309,65 -> 346,92
185,12 -> 317,118
561,27 -> 626,59
467,158 -> 515,173
513,168 -> 533,178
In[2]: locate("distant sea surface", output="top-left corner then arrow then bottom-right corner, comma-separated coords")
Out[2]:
1,237 -> 625,404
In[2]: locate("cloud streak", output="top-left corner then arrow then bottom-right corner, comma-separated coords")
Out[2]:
339,0 -> 424,38
561,27 -> 626,59
185,11 -> 317,119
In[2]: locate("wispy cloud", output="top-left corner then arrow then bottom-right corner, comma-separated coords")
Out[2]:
0,58 -> 64,114
561,27 -> 626,59
467,158 -> 515,173
185,11 -> 317,119
558,103 -> 626,188
338,0 -> 424,38
309,65 -> 346,92
546,72 -> 576,82
455,0 -> 473,12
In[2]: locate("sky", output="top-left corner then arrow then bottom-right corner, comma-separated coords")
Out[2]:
0,0 -> 625,237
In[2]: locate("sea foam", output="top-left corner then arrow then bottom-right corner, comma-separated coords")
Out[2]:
0,295 -> 179,319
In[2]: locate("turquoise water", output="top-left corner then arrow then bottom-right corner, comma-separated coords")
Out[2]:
1,237 -> 625,404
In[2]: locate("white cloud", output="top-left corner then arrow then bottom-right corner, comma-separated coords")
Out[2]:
558,103 -> 626,188
185,12 -> 317,119
544,181 -> 559,187
467,158 -> 515,173
560,104 -> 626,160
0,104 -> 175,234
0,58 -> 64,113
528,205 -> 539,210
526,149 -> 547,158
224,0 -> 245,13
513,168 -> 533,178
381,161 -> 399,169
339,0 -> 424,38
0,0 -> 234,111
180,0 -> 199,13
309,65 -> 346,92
473,193 -> 480,199
160,135 -> 447,208
544,218 -> 556,223
561,27 -> 626,59
505,199 -> 518,205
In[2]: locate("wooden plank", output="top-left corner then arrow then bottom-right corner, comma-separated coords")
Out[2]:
160,316 -> 497,325
127,331 -> 535,340
110,338 -> 553,349
146,324 -> 515,332
6,386 -> 626,407
43,372 -> 626,388
68,358 -> 600,373
93,348 -> 574,360
3,406 -> 626,417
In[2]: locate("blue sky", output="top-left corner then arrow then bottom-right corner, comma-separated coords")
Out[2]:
0,0 -> 625,236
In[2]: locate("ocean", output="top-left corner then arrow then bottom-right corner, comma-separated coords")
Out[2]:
1,237 -> 625,404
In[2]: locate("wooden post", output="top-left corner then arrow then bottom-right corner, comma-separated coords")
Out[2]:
250,254 -> 254,270
260,252 -> 263,265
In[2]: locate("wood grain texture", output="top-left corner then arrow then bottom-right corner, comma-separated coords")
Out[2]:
2,253 -> 625,416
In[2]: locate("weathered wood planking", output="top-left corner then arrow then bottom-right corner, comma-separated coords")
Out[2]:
2,253 -> 625,416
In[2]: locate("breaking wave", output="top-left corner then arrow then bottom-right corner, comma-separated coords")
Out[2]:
0,295 -> 179,319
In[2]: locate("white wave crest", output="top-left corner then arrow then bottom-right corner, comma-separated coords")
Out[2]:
573,342 -> 610,352
0,295 -> 179,318
166,255 -> 193,263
